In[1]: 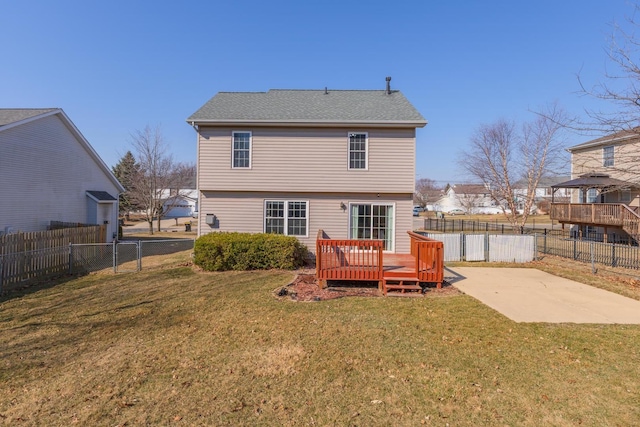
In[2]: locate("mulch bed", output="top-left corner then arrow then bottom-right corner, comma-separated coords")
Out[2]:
276,273 -> 460,301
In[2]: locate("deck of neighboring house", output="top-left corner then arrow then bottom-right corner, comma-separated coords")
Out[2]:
551,203 -> 640,243
315,231 -> 444,296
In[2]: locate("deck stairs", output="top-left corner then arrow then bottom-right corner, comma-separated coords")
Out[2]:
382,270 -> 423,297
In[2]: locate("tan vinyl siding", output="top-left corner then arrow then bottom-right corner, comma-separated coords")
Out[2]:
0,115 -> 121,237
571,140 -> 640,207
198,192 -> 413,253
197,127 -> 415,193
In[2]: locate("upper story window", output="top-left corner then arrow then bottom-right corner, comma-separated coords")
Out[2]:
232,131 -> 251,168
603,145 -> 614,167
348,132 -> 368,170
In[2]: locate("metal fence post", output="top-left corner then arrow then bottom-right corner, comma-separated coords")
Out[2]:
611,244 -> 617,268
138,241 -> 142,271
573,239 -> 577,260
534,233 -> 538,261
543,233 -> 547,254
68,243 -> 73,274
0,255 -> 4,295
113,240 -> 117,273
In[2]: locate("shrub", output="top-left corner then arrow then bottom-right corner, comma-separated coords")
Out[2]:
194,232 -> 308,271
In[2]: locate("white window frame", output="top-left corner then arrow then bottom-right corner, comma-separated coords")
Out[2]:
232,131 -> 252,169
603,145 -> 614,167
263,200 -> 309,238
348,202 -> 396,252
347,132 -> 368,170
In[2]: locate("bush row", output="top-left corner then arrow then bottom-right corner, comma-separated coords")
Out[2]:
193,232 -> 308,271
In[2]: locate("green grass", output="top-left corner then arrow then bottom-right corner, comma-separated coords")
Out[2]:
1,256 -> 639,426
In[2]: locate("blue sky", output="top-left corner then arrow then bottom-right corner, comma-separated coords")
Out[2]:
1,0 -> 633,185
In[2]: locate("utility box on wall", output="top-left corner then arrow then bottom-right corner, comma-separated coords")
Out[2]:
205,214 -> 216,225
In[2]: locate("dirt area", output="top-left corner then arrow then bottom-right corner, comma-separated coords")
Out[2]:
276,273 -> 460,301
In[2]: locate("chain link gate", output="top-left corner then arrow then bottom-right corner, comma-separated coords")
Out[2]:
115,241 -> 140,273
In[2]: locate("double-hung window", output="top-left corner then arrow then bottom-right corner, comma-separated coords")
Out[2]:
232,131 -> 251,168
603,145 -> 614,167
348,132 -> 368,170
264,200 -> 308,237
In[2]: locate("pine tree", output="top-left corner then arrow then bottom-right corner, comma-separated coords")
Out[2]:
112,151 -> 139,216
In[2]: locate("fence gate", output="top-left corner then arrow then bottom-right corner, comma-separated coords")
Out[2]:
116,241 -> 140,273
465,234 -> 486,261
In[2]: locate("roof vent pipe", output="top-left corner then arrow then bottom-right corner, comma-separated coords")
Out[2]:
385,76 -> 391,94
324,86 -> 328,95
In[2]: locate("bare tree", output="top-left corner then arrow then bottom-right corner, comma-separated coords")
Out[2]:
572,2 -> 640,186
127,125 -> 193,234
578,2 -> 640,134
414,178 -> 441,209
459,105 -> 569,229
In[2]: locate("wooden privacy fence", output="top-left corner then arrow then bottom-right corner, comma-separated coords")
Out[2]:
0,225 -> 106,290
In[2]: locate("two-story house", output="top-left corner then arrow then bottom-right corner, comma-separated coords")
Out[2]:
187,82 -> 426,253
550,130 -> 640,243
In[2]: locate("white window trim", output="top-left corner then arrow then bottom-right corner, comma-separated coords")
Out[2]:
603,145 -> 614,168
347,132 -> 369,171
231,130 -> 252,169
347,202 -> 396,252
263,200 -> 309,238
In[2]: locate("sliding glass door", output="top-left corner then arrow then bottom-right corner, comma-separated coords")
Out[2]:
349,203 -> 394,251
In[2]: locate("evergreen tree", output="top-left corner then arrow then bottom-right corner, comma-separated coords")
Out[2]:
112,151 -> 139,215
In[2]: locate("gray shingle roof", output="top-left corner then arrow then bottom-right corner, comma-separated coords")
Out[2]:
187,90 -> 426,125
86,191 -> 118,201
0,109 -> 58,127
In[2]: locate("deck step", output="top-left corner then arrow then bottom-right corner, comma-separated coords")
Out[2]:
384,271 -> 417,279
382,278 -> 423,296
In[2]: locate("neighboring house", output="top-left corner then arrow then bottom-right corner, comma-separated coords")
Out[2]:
512,176 -> 571,214
550,130 -> 640,243
0,109 -> 124,242
187,81 -> 426,253
160,189 -> 198,218
434,184 -> 497,214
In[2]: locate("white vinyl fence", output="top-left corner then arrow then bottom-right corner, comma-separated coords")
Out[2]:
422,233 -> 535,263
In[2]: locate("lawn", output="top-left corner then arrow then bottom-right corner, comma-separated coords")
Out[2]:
1,255 -> 639,426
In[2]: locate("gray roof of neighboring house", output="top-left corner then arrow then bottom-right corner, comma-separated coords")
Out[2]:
187,89 -> 427,126
86,191 -> 118,202
568,128 -> 640,151
0,108 -> 57,127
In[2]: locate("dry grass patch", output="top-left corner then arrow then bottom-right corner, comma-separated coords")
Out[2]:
0,258 -> 639,425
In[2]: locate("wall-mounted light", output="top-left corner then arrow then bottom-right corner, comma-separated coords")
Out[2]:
340,202 -> 346,211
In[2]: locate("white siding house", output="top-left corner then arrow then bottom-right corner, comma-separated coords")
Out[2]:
0,109 -> 124,242
187,84 -> 427,253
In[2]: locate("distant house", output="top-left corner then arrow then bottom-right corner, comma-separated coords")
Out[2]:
187,82 -> 427,253
512,176 -> 571,213
161,189 -> 198,218
550,130 -> 640,243
0,109 -> 124,242
435,184 -> 498,214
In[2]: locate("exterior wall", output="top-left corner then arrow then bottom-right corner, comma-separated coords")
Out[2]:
0,115 -> 121,240
198,191 -> 413,254
197,126 -> 415,193
571,139 -> 640,208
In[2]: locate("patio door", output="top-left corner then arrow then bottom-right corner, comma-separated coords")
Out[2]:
349,203 -> 394,251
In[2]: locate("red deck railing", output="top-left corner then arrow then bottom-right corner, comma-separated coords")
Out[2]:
315,230 -> 444,288
315,230 -> 384,282
408,231 -> 444,286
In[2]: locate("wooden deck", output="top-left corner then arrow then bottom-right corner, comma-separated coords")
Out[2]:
315,230 -> 444,296
550,203 -> 640,243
